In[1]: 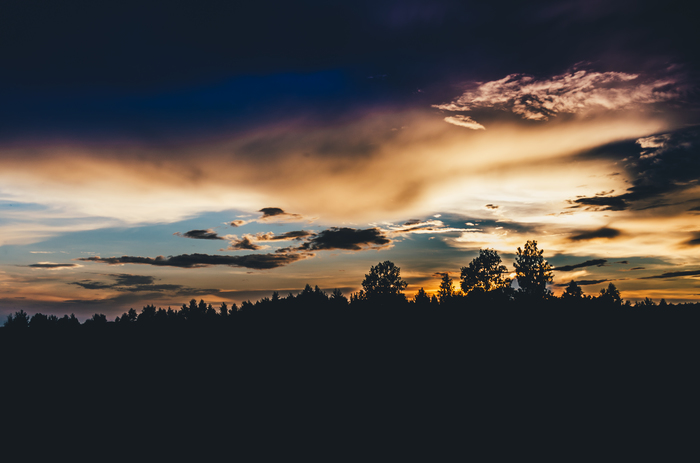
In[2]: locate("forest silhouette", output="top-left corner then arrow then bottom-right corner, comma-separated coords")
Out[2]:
3,241 -> 698,459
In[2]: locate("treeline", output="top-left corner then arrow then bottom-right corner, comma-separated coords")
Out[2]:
3,240 -> 698,331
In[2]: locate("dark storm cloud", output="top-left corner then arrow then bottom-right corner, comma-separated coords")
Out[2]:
296,227 -> 391,251
174,229 -> 225,240
555,259 -> 608,272
78,252 -> 310,270
27,263 -> 80,269
568,227 -> 621,241
568,128 -> 700,213
640,269 -> 700,280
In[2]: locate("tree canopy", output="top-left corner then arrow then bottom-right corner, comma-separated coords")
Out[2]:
360,260 -> 408,302
514,240 -> 553,298
460,249 -> 511,295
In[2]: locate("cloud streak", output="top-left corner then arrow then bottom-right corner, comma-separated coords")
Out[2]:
28,262 -> 82,270
568,227 -> 621,241
78,252 -> 311,270
555,259 -> 608,272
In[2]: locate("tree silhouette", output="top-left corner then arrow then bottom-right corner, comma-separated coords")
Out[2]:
4,310 -> 30,330
514,240 -> 553,298
219,302 -> 229,317
562,280 -> 583,300
413,288 -> 430,307
361,261 -> 408,303
330,288 -> 349,307
460,249 -> 511,295
599,283 -> 622,306
437,273 -> 455,304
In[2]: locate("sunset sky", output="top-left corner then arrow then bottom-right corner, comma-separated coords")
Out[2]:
1,0 -> 699,320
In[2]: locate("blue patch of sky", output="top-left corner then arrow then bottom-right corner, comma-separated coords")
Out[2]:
0,69 -> 401,141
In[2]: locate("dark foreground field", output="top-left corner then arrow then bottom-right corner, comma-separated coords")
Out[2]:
3,303 -> 699,459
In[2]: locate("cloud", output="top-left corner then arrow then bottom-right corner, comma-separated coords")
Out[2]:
636,134 -> 672,159
295,227 -> 391,251
484,204 -> 499,210
434,68 -> 683,126
259,230 -> 315,241
28,262 -> 82,270
259,207 -> 303,222
568,195 -> 628,211
568,128 -> 700,214
225,236 -> 265,251
555,259 -> 608,272
443,115 -> 485,130
111,274 -> 156,286
174,229 -> 226,240
681,232 -> 700,247
386,220 -> 475,235
640,269 -> 700,280
78,252 -> 311,270
568,227 -> 621,241
223,230 -> 314,251
72,273 -> 156,290
230,220 -> 250,227
555,279 -> 610,287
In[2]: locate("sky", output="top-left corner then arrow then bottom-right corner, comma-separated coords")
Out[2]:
1,0 -> 699,320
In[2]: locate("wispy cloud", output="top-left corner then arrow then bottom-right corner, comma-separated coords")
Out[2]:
443,115 -> 485,130
28,262 -> 83,270
640,269 -> 700,280
555,259 -> 608,272
385,219 -> 476,235
435,68 -> 683,127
